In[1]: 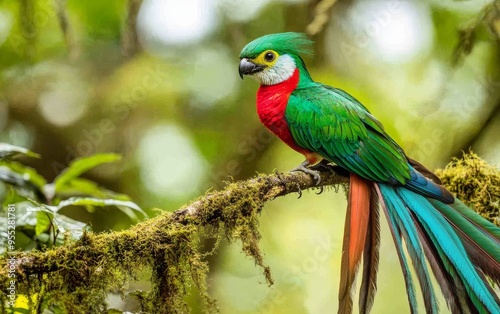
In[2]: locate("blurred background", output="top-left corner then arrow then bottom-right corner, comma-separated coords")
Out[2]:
0,0 -> 499,312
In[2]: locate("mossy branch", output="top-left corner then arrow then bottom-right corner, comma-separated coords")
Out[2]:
0,165 -> 348,313
1,153 -> 498,313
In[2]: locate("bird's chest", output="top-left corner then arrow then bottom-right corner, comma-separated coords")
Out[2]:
256,69 -> 311,155
256,89 -> 290,140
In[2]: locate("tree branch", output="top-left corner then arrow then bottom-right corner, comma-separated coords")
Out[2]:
306,0 -> 338,36
121,0 -> 143,58
176,164 -> 348,218
54,0 -> 79,61
0,165 -> 348,313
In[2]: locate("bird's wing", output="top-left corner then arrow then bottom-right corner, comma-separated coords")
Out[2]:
285,84 -> 411,184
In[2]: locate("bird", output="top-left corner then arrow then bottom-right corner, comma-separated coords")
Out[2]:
238,32 -> 500,314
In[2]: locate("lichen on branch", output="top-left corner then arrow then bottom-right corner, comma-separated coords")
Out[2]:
436,152 -> 500,226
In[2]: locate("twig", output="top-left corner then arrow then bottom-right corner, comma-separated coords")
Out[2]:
20,0 -> 36,60
121,0 -> 143,58
306,0 -> 338,36
54,0 -> 79,61
453,1 -> 500,65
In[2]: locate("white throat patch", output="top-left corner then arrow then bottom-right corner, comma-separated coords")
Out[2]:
253,54 -> 296,86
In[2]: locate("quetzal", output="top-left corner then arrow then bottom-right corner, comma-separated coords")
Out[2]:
238,32 -> 500,313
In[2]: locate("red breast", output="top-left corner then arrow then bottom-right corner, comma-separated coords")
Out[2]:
256,68 -> 316,159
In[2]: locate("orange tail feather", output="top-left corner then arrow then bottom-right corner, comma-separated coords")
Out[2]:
339,173 -> 372,314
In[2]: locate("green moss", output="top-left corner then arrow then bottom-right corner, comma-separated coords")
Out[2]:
0,213 -> 216,313
436,152 -> 500,225
193,176 -> 274,286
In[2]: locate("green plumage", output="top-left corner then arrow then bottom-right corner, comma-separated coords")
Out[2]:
286,84 -> 411,184
240,32 -> 314,59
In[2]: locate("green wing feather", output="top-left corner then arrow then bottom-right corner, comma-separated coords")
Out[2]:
285,84 -> 410,184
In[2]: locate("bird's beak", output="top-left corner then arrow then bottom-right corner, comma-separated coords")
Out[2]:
239,58 -> 266,79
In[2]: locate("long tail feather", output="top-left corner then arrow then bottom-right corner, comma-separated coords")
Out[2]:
334,165 -> 500,313
339,174 -> 371,314
397,188 -> 500,313
450,198 -> 500,240
372,183 -> 500,314
375,185 -> 419,314
419,220 -> 483,313
358,188 -> 380,314
411,218 -> 468,313
429,199 -> 500,284
378,184 -> 439,314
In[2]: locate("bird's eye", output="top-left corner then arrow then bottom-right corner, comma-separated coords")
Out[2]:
264,51 -> 276,62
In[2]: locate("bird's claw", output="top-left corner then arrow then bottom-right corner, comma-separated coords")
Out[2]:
315,186 -> 324,195
291,163 -> 321,185
296,183 -> 302,199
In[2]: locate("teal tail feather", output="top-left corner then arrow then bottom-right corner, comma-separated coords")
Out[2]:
375,184 -> 500,313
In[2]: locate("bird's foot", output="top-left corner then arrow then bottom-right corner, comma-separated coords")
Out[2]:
291,161 -> 321,185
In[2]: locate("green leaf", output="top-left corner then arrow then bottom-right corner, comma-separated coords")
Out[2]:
12,231 -> 35,252
0,143 -> 40,159
2,185 -> 27,207
0,161 -> 47,190
26,198 -> 57,215
116,206 -> 140,221
53,213 -> 89,240
53,153 -> 121,192
55,177 -> 131,201
36,211 -> 52,236
56,197 -> 147,217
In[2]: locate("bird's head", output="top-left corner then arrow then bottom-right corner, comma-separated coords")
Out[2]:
239,32 -> 313,86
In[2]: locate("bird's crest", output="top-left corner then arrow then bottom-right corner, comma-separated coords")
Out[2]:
240,32 -> 314,59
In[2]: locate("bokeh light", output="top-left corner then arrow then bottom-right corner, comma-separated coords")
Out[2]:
137,124 -> 207,199
138,0 -> 217,47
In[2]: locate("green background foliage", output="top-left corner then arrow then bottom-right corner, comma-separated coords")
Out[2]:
0,0 -> 499,312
